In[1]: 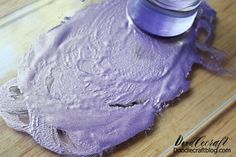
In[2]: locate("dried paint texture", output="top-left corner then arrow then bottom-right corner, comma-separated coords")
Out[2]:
0,0 -> 221,156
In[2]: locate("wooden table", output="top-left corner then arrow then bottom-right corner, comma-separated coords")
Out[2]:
0,0 -> 236,157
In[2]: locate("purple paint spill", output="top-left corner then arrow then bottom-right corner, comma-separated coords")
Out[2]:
0,0 -> 224,156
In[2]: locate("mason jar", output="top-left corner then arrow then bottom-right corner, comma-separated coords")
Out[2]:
127,0 -> 203,37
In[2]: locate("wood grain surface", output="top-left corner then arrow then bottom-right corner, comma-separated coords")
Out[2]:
0,0 -> 236,157
0,0 -> 38,18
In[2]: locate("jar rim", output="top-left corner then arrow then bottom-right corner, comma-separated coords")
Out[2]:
148,0 -> 202,11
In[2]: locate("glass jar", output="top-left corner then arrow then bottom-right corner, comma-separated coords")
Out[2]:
127,0 -> 202,37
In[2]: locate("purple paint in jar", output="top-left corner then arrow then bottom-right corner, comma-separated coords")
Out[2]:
128,0 -> 202,37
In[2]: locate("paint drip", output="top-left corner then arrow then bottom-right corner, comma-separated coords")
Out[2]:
0,0 -> 225,156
